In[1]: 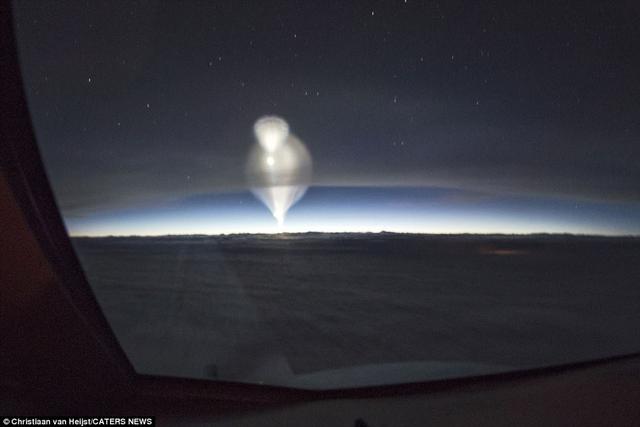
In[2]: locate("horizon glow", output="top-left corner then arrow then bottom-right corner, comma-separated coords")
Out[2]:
63,186 -> 640,237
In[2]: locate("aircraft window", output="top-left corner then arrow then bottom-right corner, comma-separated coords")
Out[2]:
12,1 -> 640,388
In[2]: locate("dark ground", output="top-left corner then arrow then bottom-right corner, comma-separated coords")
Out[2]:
72,233 -> 640,387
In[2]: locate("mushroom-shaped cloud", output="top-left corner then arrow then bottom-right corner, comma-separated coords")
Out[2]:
246,116 -> 312,227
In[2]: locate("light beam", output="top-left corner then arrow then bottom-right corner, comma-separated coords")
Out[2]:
246,116 -> 312,227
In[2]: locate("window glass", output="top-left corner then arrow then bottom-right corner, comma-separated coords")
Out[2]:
13,1 -> 640,388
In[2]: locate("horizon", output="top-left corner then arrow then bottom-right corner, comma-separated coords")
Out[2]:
70,230 -> 640,239
63,186 -> 640,238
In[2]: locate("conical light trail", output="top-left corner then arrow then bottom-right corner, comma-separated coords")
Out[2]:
246,116 -> 312,227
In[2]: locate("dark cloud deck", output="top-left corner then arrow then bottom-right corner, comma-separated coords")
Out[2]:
73,233 -> 640,387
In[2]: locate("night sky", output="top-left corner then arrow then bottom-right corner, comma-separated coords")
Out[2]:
12,1 -> 640,235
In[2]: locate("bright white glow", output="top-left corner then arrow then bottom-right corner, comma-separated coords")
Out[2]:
254,116 -> 290,153
247,116 -> 312,226
67,209 -> 631,237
